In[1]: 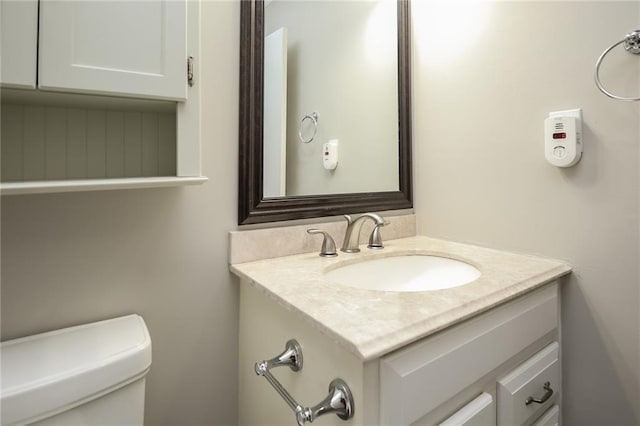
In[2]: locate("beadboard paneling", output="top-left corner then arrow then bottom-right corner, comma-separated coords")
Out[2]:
23,106 -> 46,181
1,103 -> 176,182
1,105 -> 24,181
106,111 -> 125,178
67,109 -> 88,179
142,112 -> 159,177
158,112 -> 177,176
86,110 -> 107,178
45,108 -> 67,180
124,112 -> 143,177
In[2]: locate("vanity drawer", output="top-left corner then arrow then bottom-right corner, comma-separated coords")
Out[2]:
497,342 -> 560,426
531,405 -> 560,426
439,393 -> 494,426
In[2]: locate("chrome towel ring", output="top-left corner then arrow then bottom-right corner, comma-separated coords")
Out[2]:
595,30 -> 640,101
298,112 -> 319,143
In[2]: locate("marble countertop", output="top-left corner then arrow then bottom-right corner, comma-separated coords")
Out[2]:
230,236 -> 571,361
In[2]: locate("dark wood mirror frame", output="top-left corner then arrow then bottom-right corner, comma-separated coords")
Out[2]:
238,0 -> 412,225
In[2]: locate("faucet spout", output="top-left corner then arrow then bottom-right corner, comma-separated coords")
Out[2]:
340,213 -> 387,253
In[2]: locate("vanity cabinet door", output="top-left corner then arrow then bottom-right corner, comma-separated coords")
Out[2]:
38,0 -> 187,101
0,0 -> 38,88
438,393 -> 495,426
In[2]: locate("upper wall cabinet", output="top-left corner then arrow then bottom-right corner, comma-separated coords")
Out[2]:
0,0 -> 38,89
0,0 -> 188,101
0,0 -> 204,195
39,1 -> 188,101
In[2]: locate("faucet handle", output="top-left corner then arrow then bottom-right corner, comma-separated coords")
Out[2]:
367,220 -> 389,249
307,229 -> 338,257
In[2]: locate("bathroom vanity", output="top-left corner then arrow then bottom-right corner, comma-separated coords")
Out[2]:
231,233 -> 570,426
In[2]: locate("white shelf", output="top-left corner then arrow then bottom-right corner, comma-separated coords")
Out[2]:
1,176 -> 208,195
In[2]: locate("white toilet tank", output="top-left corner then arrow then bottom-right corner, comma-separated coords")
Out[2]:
1,315 -> 152,426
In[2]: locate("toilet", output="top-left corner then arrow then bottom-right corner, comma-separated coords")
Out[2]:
1,315 -> 152,426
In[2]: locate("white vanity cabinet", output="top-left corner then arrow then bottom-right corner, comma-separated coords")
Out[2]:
38,1 -> 188,101
0,0 -> 38,88
238,282 -> 562,426
381,283 -> 560,426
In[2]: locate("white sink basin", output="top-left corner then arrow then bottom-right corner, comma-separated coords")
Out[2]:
325,255 -> 481,292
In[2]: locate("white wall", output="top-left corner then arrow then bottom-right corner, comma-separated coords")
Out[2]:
3,2 -> 639,425
266,1 -> 399,196
0,2 -> 239,424
412,2 -> 639,424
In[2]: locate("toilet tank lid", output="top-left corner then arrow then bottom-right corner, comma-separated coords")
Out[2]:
1,314 -> 151,425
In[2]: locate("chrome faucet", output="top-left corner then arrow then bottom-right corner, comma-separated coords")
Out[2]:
340,213 -> 388,253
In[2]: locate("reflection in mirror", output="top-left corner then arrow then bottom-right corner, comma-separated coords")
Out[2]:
238,0 -> 411,225
263,1 -> 399,198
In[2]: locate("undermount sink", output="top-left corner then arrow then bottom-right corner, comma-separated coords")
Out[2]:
325,255 -> 481,292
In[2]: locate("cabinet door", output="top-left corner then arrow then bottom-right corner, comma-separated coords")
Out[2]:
0,0 -> 38,88
439,393 -> 495,426
38,0 -> 187,101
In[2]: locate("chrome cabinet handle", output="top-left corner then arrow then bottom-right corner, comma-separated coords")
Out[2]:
525,381 -> 553,406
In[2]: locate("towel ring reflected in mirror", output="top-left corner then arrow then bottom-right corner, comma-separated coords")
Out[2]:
299,112 -> 319,144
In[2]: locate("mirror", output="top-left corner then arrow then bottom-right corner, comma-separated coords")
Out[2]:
239,0 -> 412,225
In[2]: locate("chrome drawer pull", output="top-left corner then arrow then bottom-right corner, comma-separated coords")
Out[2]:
525,381 -> 553,406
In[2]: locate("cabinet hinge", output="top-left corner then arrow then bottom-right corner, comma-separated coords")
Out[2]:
187,56 -> 195,87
